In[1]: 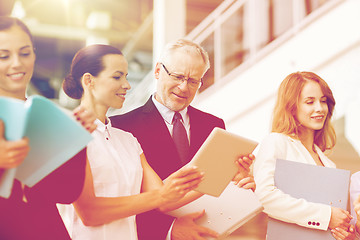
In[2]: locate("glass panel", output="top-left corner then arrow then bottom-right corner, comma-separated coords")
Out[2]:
199,33 -> 215,93
269,0 -> 294,41
304,0 -> 331,15
219,5 -> 249,78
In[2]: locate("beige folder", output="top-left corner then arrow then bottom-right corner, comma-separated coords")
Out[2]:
186,127 -> 258,197
266,159 -> 350,240
168,183 -> 263,239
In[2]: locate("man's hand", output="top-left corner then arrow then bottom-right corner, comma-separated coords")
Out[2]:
171,210 -> 219,240
234,175 -> 256,191
232,154 -> 255,182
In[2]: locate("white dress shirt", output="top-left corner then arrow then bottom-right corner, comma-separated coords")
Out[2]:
152,94 -> 190,142
152,94 -> 188,240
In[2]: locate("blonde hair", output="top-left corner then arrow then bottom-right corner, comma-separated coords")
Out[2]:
272,71 -> 336,151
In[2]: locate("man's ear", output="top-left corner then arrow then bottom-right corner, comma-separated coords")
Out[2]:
82,73 -> 93,88
154,62 -> 161,79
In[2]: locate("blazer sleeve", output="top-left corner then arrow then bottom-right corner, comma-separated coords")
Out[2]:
253,133 -> 331,231
25,148 -> 87,205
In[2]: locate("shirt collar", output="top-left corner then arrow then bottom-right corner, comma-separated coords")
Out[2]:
94,117 -> 111,132
152,94 -> 188,125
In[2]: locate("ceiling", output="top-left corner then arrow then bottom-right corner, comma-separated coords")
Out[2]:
0,0 -> 222,99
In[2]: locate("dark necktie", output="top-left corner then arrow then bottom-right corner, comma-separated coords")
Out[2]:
172,112 -> 190,164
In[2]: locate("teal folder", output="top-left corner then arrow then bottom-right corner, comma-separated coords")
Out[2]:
266,159 -> 350,240
0,95 -> 92,197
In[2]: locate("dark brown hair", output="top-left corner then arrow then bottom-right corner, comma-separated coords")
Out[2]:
63,44 -> 123,99
0,16 -> 34,45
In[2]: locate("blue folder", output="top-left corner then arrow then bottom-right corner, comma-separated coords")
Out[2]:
266,159 -> 350,240
0,95 -> 92,197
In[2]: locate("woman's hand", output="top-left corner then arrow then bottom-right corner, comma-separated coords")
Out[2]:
329,207 -> 353,230
0,120 -> 29,170
353,194 -> 360,233
73,106 -> 97,133
354,194 -> 360,221
331,225 -> 356,240
160,166 -> 203,204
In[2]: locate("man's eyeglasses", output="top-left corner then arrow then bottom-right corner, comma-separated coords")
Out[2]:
160,63 -> 203,88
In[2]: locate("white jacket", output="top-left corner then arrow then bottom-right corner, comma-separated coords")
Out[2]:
253,133 -> 336,231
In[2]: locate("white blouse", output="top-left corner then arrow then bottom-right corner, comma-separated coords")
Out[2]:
253,133 -> 336,231
61,118 -> 143,240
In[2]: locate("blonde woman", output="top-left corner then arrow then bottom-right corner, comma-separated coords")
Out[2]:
253,72 -> 355,240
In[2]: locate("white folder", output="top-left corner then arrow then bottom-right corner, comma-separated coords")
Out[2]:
266,159 -> 350,240
168,183 -> 263,239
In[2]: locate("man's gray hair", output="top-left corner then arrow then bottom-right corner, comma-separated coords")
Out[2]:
159,39 -> 210,74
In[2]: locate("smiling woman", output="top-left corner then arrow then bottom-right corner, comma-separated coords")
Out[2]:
0,16 -> 97,240
0,17 -> 35,100
253,71 -> 356,240
62,44 -> 130,122
59,44 -> 204,240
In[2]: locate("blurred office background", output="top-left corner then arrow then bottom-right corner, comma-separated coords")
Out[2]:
1,0 -> 359,239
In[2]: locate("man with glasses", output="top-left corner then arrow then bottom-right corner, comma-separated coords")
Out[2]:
111,39 -> 253,240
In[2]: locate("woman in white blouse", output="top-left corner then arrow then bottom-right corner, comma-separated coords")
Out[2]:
253,71 -> 356,240
60,44 -> 205,240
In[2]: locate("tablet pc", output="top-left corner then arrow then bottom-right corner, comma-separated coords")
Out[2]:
186,127 -> 258,197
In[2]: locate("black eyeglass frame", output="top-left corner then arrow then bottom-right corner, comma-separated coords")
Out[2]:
160,63 -> 203,88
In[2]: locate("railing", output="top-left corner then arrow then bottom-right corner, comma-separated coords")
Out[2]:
114,0 -> 343,115
185,0 -> 341,93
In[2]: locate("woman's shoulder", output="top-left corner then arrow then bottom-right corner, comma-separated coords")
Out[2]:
257,133 -> 297,153
351,171 -> 360,181
261,132 -> 291,143
111,126 -> 137,141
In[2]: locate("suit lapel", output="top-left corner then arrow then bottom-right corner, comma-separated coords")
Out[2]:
141,98 -> 172,140
141,98 -> 182,165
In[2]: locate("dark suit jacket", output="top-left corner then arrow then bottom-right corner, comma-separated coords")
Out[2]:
0,148 -> 86,240
110,97 -> 225,240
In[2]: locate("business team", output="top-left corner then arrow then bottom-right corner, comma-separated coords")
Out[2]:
1,16 -> 359,240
